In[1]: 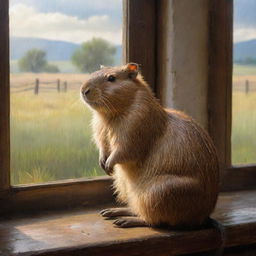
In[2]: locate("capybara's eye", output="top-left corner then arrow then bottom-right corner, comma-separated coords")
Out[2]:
107,75 -> 116,82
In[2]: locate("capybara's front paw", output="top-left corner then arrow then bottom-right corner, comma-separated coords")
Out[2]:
104,157 -> 114,176
100,207 -> 134,218
99,155 -> 107,171
104,163 -> 114,176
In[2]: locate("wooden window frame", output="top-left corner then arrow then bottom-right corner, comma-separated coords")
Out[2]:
0,0 -> 255,215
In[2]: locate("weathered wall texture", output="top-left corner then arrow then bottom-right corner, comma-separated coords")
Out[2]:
157,0 -> 209,128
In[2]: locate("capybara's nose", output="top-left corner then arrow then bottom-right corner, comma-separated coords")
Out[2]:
83,88 -> 90,97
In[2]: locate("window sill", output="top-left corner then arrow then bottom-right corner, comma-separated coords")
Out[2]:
0,190 -> 256,256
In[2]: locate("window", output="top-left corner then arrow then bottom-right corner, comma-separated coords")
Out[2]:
232,0 -> 256,165
9,0 -> 123,185
1,1 -> 256,255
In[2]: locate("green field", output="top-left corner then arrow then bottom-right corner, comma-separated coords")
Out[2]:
232,64 -> 256,165
232,92 -> 256,164
11,90 -> 104,185
233,64 -> 256,76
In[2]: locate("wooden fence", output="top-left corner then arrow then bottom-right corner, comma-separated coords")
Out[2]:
233,80 -> 256,94
11,79 -> 82,94
10,79 -> 256,94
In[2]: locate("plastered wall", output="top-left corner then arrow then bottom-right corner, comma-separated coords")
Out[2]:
157,0 -> 209,128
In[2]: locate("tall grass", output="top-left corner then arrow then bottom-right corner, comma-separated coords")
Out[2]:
232,91 -> 256,165
232,64 -> 256,165
11,90 -> 103,185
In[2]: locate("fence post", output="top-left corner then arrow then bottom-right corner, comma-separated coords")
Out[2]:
57,79 -> 60,92
245,80 -> 249,94
34,78 -> 39,95
64,81 -> 67,92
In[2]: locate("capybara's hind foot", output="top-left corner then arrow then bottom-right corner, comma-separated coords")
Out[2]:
113,217 -> 148,228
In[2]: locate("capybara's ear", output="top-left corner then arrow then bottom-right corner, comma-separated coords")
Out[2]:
126,63 -> 139,79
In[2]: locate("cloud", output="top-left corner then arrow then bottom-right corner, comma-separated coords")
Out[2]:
233,0 -> 256,42
234,27 -> 256,43
9,4 -> 122,45
10,0 -> 122,19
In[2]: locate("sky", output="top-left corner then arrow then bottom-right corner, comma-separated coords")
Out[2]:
9,0 -> 256,44
9,0 -> 122,45
234,0 -> 256,42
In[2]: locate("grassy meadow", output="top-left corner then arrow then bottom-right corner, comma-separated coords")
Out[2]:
232,64 -> 256,165
10,65 -> 256,185
232,92 -> 256,164
10,73 -> 104,185
233,64 -> 256,76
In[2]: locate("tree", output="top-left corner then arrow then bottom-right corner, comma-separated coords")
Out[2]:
44,64 -> 60,73
234,57 -> 256,65
18,49 -> 47,73
72,38 -> 116,73
18,48 -> 59,73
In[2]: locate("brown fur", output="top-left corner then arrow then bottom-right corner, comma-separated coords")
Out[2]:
81,63 -> 220,227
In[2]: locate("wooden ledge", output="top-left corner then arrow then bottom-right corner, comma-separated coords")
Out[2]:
0,190 -> 256,256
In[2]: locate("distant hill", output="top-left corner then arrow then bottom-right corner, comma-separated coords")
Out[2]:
10,37 -> 80,61
10,37 -> 122,65
233,39 -> 256,61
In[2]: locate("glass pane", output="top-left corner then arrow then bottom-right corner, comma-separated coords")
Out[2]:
10,0 -> 123,184
232,0 -> 256,164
